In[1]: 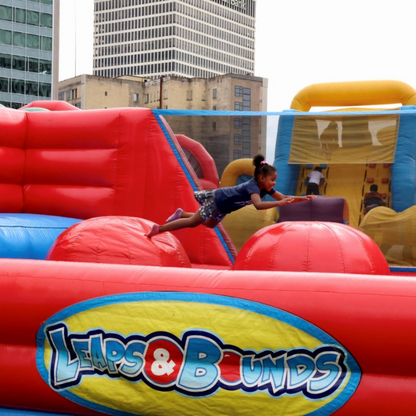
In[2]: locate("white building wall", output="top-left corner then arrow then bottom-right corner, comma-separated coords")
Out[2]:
93,0 -> 256,79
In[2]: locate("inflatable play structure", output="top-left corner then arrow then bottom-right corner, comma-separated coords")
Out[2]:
220,80 -> 416,265
1,80 -> 416,416
280,80 -> 416,267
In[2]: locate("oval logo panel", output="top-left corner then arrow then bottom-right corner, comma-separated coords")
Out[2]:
37,292 -> 361,415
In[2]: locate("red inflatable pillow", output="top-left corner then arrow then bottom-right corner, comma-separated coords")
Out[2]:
47,216 -> 191,268
232,221 -> 390,275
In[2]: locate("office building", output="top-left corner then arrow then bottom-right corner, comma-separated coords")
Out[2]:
0,0 -> 58,108
93,0 -> 256,79
58,72 -> 267,175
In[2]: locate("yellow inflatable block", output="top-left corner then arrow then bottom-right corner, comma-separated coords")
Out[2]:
359,206 -> 416,266
222,205 -> 279,251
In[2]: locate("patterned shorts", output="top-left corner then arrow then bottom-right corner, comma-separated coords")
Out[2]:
194,190 -> 226,223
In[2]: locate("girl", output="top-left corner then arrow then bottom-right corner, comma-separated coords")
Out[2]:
147,154 -> 313,237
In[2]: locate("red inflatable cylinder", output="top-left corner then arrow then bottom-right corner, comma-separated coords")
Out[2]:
1,259 -> 416,415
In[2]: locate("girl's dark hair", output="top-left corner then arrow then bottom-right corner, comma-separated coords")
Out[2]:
252,154 -> 276,180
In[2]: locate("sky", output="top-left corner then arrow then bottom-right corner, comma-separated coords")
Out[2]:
59,0 -> 416,159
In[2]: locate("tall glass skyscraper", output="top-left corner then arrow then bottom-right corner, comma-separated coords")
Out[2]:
0,0 -> 54,108
93,0 -> 256,79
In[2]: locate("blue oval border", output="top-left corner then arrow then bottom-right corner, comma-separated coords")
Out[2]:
36,292 -> 361,416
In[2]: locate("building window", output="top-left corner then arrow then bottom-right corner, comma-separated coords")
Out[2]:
65,91 -> 70,101
27,10 -> 40,26
212,121 -> 216,131
39,60 -> 51,74
145,94 -> 149,103
213,106 -> 216,111
26,81 -> 38,95
105,91 -> 108,96
58,92 -> 64,100
39,83 -> 51,97
233,150 -> 242,160
163,89 -> 168,99
12,56 -> 25,71
234,134 -> 242,145
0,29 -> 11,45
0,6 -> 12,21
40,13 -> 53,28
186,90 -> 193,101
235,85 -> 243,97
13,32 -> 26,47
212,88 -> 217,99
243,87 -> 251,111
234,102 -> 242,111
15,8 -> 26,24
234,118 -> 242,129
0,77 -> 9,92
26,34 -> 40,49
134,93 -> 139,102
0,53 -> 11,69
27,58 -> 38,72
41,36 -> 52,51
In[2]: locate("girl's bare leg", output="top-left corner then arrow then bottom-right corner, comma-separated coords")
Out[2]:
160,211 -> 205,232
166,208 -> 196,223
147,212 -> 218,237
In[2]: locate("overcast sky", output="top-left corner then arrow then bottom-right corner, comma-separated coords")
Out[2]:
59,0 -> 416,158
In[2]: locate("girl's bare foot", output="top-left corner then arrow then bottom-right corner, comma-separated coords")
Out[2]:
166,208 -> 183,223
147,224 -> 159,238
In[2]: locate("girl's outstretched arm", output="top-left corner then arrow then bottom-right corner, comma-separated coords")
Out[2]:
271,192 -> 314,204
250,192 -> 314,211
250,193 -> 294,210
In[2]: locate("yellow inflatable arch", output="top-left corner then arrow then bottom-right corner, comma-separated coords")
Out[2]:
290,80 -> 416,111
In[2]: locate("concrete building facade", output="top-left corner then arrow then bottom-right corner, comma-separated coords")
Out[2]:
58,73 -> 267,175
0,0 -> 57,108
93,0 -> 256,80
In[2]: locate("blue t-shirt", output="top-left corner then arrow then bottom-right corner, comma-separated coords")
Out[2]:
214,178 -> 276,214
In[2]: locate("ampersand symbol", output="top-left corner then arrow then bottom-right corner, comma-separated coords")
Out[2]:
151,348 -> 176,376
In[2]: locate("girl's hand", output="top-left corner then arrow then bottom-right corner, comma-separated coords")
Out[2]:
279,197 -> 295,205
293,195 -> 314,201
